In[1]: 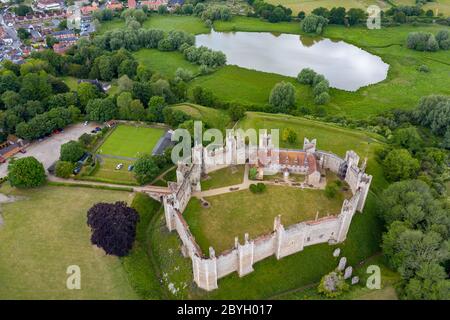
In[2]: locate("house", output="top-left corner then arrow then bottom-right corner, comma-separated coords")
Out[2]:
80,2 -> 100,16
36,0 -> 64,11
106,0 -> 124,10
0,27 -> 13,46
53,41 -> 76,54
168,0 -> 184,7
128,0 -> 136,9
140,0 -> 168,10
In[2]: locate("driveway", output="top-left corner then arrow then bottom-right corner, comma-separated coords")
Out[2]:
0,122 -> 99,178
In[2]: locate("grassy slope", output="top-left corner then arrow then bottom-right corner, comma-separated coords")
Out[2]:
184,184 -> 351,254
97,124 -> 165,158
0,185 -> 137,299
134,49 -> 200,78
170,103 -> 232,130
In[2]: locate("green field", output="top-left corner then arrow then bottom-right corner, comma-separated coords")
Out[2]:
201,165 -> 245,190
393,0 -> 450,15
0,185 -> 137,299
171,103 -> 232,130
266,0 -> 391,14
238,112 -> 387,193
185,184 -> 351,254
134,49 -> 200,78
98,14 -> 210,35
97,125 -> 165,158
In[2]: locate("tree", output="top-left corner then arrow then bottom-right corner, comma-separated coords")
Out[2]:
269,82 -> 296,113
382,149 -> 420,181
134,154 -> 160,184
60,141 -> 85,163
392,127 -> 423,153
404,262 -> 450,300
8,157 -> 46,188
297,68 -> 317,85
77,82 -> 100,108
301,14 -> 328,34
282,127 -> 297,144
175,68 -> 193,82
228,105 -> 246,122
147,96 -> 166,122
329,7 -> 346,25
55,161 -> 75,178
324,182 -> 338,198
314,91 -> 330,105
87,202 -> 139,257
86,98 -> 118,122
347,8 -> 366,26
249,167 -> 258,180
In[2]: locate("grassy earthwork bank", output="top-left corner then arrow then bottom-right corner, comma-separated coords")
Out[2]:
170,103 -> 232,130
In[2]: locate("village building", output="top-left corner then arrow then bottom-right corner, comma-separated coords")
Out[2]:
128,0 -> 137,9
36,0 -> 65,11
106,0 -> 124,10
140,0 -> 168,10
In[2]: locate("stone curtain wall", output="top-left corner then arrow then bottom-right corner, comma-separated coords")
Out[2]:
159,140 -> 372,291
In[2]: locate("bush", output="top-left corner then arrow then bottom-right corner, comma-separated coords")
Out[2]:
314,92 -> 330,105
55,161 -> 75,178
317,271 -> 349,298
8,156 -> 46,188
418,65 -> 430,73
249,183 -> 266,193
249,167 -> 258,180
60,140 -> 85,163
324,182 -> 338,198
302,14 -> 328,34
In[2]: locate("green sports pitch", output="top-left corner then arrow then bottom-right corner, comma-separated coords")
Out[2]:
97,125 -> 165,158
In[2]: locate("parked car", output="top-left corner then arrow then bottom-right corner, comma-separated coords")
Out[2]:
19,148 -> 26,154
84,121 -> 89,126
95,127 -> 101,132
73,166 -> 82,175
116,163 -> 123,170
128,165 -> 134,171
91,130 -> 97,134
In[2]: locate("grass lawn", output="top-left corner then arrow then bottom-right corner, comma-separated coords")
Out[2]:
98,14 -> 210,35
61,76 -> 79,91
0,185 -> 137,299
97,124 -> 165,158
134,49 -> 200,78
184,184 -> 351,254
201,165 -> 245,190
238,112 -> 388,193
89,157 -> 137,185
171,103 -> 232,131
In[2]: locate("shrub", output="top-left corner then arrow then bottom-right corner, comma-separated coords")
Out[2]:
249,167 -> 258,180
314,92 -> 330,105
301,14 -> 328,34
55,161 -> 75,178
418,65 -> 430,73
249,183 -> 266,193
317,271 -> 349,298
324,182 -> 338,198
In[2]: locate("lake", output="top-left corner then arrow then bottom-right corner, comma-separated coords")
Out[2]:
195,30 -> 389,91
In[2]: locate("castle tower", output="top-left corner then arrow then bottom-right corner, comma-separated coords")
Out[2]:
303,137 -> 317,153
